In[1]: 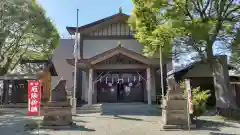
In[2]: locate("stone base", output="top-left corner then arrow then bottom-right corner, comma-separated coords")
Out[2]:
41,101 -> 70,107
160,123 -> 196,131
41,101 -> 73,126
40,122 -> 76,130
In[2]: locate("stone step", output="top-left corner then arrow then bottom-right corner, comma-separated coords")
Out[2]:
0,103 -> 27,108
77,104 -> 103,114
76,103 -> 160,114
77,109 -> 102,114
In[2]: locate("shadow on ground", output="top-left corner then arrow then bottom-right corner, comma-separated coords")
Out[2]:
0,114 -> 50,135
41,124 -> 95,132
209,132 -> 237,135
195,119 -> 240,131
72,119 -> 87,123
113,115 -> 143,121
0,112 -> 95,135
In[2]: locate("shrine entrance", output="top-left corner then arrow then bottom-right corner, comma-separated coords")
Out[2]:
96,71 -> 145,103
67,45 -> 164,105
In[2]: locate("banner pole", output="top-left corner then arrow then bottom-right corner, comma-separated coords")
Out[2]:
185,79 -> 191,131
72,8 -> 79,115
187,95 -> 190,131
38,80 -> 41,134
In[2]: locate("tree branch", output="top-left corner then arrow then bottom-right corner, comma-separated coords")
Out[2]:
223,0 -> 234,16
225,6 -> 240,18
10,47 -> 28,71
208,0 -> 214,17
185,0 -> 194,20
202,0 -> 211,18
187,35 -> 206,59
1,24 -> 29,56
218,0 -> 227,18
192,0 -> 204,19
1,57 -> 12,75
206,18 -> 223,59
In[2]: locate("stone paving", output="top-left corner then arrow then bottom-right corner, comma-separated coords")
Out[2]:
1,106 -> 240,135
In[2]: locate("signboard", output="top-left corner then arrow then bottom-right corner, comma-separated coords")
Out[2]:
28,80 -> 41,116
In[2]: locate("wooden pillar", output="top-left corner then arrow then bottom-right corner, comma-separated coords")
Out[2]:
147,68 -> 152,105
3,80 -> 9,104
88,68 -> 93,105
11,81 -> 16,104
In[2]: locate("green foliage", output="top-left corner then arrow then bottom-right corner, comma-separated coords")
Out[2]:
230,29 -> 240,68
129,0 -> 239,108
192,87 -> 211,117
129,0 -> 240,60
0,0 -> 60,75
181,82 -> 211,117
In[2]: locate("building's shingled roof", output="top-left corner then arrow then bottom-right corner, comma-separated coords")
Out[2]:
66,44 -> 160,67
1,59 -> 58,80
168,60 -> 238,80
66,12 -> 129,35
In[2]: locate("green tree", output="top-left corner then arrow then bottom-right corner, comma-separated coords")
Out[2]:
0,0 -> 59,75
230,31 -> 240,68
129,0 -> 239,108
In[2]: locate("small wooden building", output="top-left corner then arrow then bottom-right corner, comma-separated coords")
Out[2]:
169,60 -> 240,107
0,59 -> 58,104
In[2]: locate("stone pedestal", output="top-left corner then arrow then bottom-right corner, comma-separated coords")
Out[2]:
160,78 -> 195,130
41,101 -> 73,127
41,80 -> 74,128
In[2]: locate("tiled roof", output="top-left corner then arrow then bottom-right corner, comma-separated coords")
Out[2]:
8,62 -> 46,75
66,12 -> 129,35
1,59 -> 58,80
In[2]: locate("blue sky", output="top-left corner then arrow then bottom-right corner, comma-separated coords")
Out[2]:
36,0 -> 133,37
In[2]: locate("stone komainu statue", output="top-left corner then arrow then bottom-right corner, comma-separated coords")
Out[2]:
167,77 -> 181,91
42,79 -> 73,127
51,80 -> 67,102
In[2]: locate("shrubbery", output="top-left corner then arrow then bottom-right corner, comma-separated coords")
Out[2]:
181,82 -> 211,119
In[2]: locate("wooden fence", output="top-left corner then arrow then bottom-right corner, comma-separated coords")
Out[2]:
217,107 -> 240,120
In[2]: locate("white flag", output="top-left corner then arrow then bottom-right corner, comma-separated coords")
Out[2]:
73,44 -> 78,58
73,33 -> 78,58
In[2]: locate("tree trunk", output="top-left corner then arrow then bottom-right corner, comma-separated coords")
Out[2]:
206,44 -> 236,108
211,56 -> 237,108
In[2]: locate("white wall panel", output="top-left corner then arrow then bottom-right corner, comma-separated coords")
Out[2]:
83,39 -> 143,59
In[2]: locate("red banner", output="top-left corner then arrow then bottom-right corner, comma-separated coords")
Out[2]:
28,80 -> 41,116
188,89 -> 194,114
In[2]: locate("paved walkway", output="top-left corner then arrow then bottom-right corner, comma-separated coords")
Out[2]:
1,104 -> 240,135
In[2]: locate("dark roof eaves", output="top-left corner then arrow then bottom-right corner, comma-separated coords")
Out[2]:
66,13 -> 129,35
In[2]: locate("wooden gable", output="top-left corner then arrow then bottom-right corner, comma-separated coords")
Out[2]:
96,54 -> 145,65
88,22 -> 133,36
66,13 -> 133,36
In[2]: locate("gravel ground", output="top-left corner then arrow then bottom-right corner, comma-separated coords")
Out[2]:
0,107 -> 240,135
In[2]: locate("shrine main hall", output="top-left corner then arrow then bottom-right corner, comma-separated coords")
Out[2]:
66,12 -> 172,105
